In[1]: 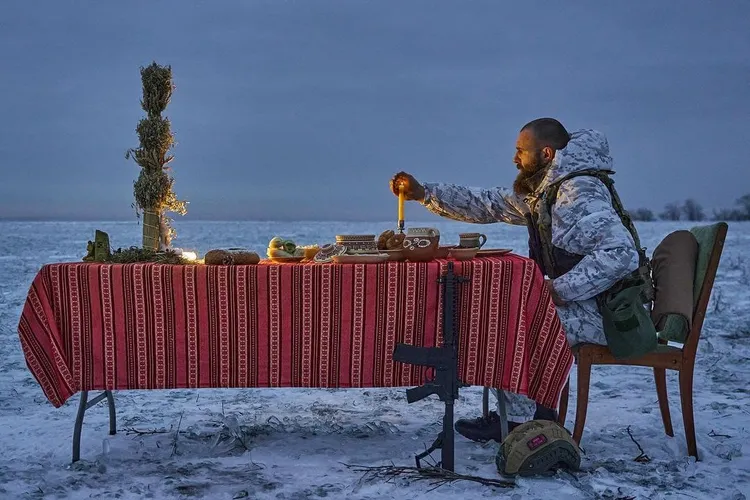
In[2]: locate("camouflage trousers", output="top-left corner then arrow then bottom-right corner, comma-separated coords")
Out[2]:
503,302 -> 606,420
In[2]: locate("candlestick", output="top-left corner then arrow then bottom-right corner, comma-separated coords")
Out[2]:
397,183 -> 405,233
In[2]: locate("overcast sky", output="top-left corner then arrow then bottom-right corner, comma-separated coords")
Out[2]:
0,1 -> 748,221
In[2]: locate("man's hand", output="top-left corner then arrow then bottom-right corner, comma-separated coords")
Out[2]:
390,172 -> 426,202
545,279 -> 566,306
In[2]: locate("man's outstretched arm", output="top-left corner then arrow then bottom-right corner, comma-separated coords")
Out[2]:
421,183 -> 528,225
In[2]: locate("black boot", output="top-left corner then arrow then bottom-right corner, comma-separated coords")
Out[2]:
454,411 -> 522,443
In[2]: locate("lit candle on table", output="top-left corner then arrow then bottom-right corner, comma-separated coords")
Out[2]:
397,182 -> 405,233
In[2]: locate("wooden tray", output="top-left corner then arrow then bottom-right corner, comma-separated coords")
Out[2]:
476,248 -> 513,257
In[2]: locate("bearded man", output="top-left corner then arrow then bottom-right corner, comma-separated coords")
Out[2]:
390,118 -> 642,443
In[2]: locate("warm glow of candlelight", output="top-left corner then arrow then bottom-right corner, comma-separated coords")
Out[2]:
398,183 -> 405,222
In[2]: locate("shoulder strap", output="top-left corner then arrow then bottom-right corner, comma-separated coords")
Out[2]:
543,170 -> 654,301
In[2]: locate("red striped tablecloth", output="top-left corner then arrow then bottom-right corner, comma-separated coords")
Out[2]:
17,255 -> 573,409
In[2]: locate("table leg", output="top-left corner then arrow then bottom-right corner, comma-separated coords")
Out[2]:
493,389 -> 509,440
72,390 -> 117,463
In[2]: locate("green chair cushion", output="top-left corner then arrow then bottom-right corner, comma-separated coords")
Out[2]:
689,223 -> 724,305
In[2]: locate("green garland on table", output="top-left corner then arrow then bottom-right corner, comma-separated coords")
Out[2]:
107,247 -> 188,265
82,230 -> 189,264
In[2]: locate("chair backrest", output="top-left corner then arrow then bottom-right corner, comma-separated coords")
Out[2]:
682,222 -> 728,358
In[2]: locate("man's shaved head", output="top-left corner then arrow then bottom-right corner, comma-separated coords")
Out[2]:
520,118 -> 570,150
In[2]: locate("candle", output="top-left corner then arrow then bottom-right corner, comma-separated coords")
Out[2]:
398,183 -> 405,222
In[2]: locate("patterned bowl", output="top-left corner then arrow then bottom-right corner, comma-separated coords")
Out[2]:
335,234 -> 377,252
314,244 -> 347,263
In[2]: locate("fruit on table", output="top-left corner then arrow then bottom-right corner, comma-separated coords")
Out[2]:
269,237 -> 285,249
267,237 -> 305,258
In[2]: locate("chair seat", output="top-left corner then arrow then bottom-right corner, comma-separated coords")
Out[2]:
573,342 -> 683,370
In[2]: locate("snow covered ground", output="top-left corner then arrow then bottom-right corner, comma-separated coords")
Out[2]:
1,220 -> 748,500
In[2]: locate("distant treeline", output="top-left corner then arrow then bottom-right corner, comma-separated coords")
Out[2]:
629,195 -> 750,222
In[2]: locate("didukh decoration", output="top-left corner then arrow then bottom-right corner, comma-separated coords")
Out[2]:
126,62 -> 187,251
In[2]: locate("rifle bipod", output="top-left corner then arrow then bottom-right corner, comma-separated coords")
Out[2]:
392,261 -> 470,471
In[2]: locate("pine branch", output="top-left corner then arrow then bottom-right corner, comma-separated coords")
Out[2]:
341,463 -> 515,490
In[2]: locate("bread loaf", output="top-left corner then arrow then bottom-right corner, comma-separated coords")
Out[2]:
204,249 -> 260,265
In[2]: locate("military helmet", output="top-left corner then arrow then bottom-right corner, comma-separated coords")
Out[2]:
496,420 -> 581,476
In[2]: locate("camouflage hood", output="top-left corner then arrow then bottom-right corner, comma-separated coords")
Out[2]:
534,129 -> 614,195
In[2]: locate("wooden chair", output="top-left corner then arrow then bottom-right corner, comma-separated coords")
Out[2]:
557,222 -> 728,459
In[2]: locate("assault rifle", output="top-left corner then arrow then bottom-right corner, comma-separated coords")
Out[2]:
392,261 -> 469,471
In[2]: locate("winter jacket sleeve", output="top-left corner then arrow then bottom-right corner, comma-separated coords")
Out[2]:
421,183 -> 528,225
551,176 -> 639,302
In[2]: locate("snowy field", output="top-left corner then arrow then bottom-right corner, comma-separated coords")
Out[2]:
1,220 -> 748,500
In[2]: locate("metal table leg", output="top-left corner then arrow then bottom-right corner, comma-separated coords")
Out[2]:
72,390 -> 117,462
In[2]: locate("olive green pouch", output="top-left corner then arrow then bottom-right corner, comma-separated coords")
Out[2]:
599,284 -> 657,359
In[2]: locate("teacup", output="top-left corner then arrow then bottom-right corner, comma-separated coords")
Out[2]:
403,227 -> 439,262
458,232 -> 487,249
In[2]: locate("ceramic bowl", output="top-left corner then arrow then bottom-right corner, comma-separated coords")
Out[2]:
335,234 -> 377,252
403,227 -> 439,262
448,247 -> 479,261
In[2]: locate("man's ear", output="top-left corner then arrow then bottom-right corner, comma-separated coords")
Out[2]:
542,146 -> 556,162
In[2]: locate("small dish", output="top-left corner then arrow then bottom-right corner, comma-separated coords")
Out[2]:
448,247 -> 479,261
333,254 -> 389,264
314,244 -> 347,263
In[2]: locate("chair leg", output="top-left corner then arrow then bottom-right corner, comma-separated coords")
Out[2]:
679,367 -> 698,459
653,368 -> 674,437
572,360 -> 591,445
558,379 -> 569,427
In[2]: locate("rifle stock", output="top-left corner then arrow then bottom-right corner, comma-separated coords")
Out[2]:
405,384 -> 440,403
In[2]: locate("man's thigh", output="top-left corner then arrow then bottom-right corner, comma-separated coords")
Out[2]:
557,299 -> 607,346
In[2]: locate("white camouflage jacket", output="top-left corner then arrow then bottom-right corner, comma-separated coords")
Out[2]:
422,129 -> 639,346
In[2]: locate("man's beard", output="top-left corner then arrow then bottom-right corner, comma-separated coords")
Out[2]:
513,160 -> 550,196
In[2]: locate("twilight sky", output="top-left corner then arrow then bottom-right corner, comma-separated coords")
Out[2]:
0,1 -> 748,221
